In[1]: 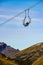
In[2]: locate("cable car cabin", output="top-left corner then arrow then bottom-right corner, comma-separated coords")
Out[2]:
23,21 -> 31,27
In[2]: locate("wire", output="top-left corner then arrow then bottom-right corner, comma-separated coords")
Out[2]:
0,0 -> 43,26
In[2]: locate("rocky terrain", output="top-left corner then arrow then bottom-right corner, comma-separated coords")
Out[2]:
0,42 -> 19,58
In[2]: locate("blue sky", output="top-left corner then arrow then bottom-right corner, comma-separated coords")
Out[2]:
0,0 -> 43,50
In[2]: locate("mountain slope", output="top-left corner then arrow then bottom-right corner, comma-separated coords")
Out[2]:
32,56 -> 43,65
2,46 -> 19,58
12,42 -> 43,65
0,53 -> 18,65
0,42 -> 19,58
0,42 -> 43,65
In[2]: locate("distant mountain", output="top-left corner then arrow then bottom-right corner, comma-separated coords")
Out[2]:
0,42 -> 19,58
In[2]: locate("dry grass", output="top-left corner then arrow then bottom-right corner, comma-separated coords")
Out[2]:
32,56 -> 43,65
0,53 -> 18,65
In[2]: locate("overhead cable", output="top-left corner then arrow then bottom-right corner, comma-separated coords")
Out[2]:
0,0 -> 43,26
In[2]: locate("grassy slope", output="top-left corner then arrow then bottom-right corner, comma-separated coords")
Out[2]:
32,56 -> 43,65
0,53 -> 18,65
12,42 -> 43,65
13,42 -> 43,56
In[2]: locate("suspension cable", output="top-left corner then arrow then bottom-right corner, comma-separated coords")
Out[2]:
0,0 -> 43,26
